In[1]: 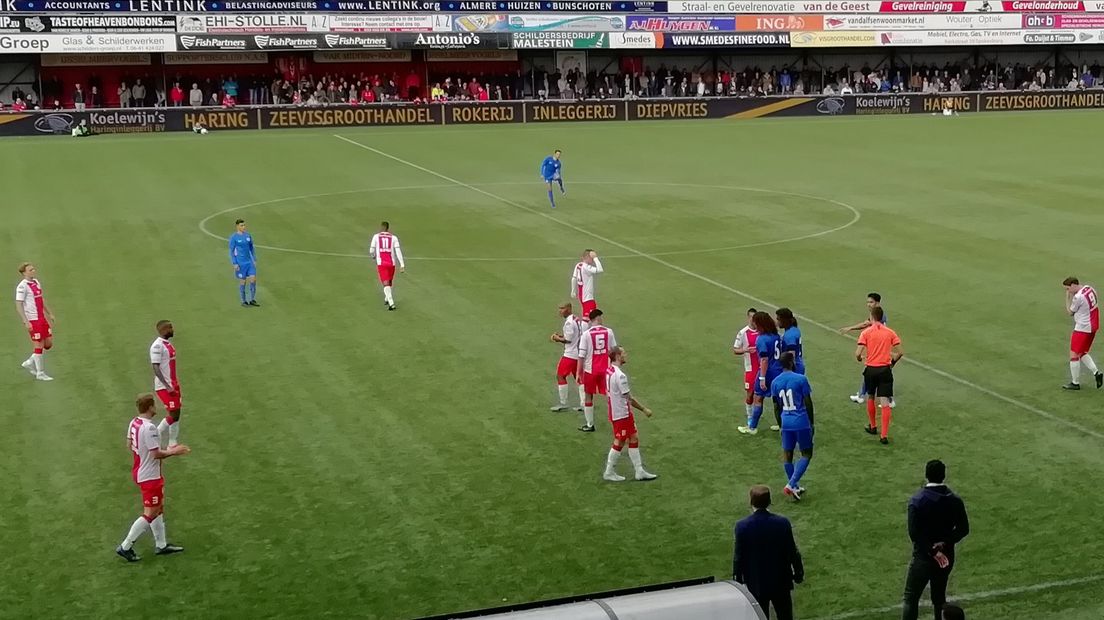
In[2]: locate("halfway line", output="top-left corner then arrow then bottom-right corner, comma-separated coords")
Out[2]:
332,134 -> 1104,442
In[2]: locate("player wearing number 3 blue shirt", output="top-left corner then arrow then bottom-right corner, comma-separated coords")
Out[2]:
771,352 -> 813,501
541,149 -> 564,208
229,218 -> 258,307
739,311 -> 782,435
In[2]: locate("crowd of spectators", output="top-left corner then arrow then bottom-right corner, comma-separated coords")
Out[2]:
5,59 -> 1104,111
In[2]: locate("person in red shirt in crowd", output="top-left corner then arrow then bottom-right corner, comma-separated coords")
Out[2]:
221,93 -> 235,108
468,78 -> 481,99
292,90 -> 302,105
478,86 -> 489,101
11,98 -> 25,112
405,69 -> 420,100
363,86 -> 375,103
170,83 -> 184,107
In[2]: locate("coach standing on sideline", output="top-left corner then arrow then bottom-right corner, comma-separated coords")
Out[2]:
902,460 -> 970,620
733,485 -> 804,620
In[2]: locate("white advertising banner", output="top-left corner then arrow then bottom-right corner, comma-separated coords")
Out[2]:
877,27 -> 1104,43
321,14 -> 453,32
178,14 -> 452,34
825,14 -> 1023,28
0,33 -> 176,53
610,32 -> 660,47
669,0 -> 1104,13
506,15 -> 627,31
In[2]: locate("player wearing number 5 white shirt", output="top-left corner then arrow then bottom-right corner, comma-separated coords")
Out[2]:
116,393 -> 190,563
570,249 -> 603,318
369,221 -> 405,311
578,309 -> 617,432
1063,276 -> 1102,390
602,346 -> 657,482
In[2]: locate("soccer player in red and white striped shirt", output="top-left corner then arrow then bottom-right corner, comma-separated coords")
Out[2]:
369,221 -> 405,311
116,393 -> 189,562
1064,276 -> 1102,390
570,249 -> 603,318
550,302 -> 585,412
733,307 -> 760,422
14,262 -> 56,381
150,320 -> 183,446
602,346 -> 656,482
577,309 -> 617,433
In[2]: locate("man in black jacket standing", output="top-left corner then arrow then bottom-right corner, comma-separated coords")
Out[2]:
902,460 -> 970,620
734,485 -> 804,620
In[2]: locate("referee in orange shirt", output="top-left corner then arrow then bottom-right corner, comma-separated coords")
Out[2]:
856,307 -> 903,444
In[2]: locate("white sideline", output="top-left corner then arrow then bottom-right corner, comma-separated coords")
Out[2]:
332,133 -> 1104,442
808,574 -> 1104,620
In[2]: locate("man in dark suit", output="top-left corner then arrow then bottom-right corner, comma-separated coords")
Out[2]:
902,460 -> 970,620
733,485 -> 804,620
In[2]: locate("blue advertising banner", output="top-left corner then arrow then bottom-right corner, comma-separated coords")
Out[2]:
3,0 -> 668,12
625,14 -> 733,31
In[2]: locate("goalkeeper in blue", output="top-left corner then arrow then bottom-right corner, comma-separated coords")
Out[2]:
540,150 -> 564,208
229,218 -> 259,307
771,352 -> 814,502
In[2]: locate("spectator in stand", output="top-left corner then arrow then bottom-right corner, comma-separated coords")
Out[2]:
155,86 -> 166,107
222,92 -> 236,108
209,91 -> 220,106
170,82 -> 184,107
223,75 -> 238,102
901,460 -> 969,620
292,90 -> 302,105
11,97 -> 25,112
467,77 -> 480,99
131,79 -> 146,107
405,69 -> 420,100
50,99 -> 62,110
73,84 -> 85,111
118,82 -> 130,108
189,83 -> 203,107
733,485 -> 803,620
26,90 -> 37,109
89,86 -> 102,108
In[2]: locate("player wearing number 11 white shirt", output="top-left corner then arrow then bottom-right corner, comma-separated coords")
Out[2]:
369,221 -> 405,311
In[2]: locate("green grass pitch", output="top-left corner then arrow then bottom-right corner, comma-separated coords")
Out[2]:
2,112 -> 1103,619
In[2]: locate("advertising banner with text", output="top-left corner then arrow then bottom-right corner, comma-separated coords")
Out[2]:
626,15 -> 738,30
511,31 -> 609,46
1021,12 -> 1104,25
0,33 -> 176,53
666,1 -> 1104,13
0,15 -> 176,32
735,14 -> 824,29
261,104 -> 441,128
876,27 -> 1104,43
176,13 -> 453,33
507,14 -> 627,30
40,51 -> 152,64
177,32 -> 392,50
394,31 -> 505,47
658,31 -> 791,44
823,13 -> 1022,28
0,1 -> 673,13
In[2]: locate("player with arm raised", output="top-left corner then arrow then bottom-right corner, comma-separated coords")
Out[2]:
228,218 -> 259,307
570,249 -> 603,319
541,149 -> 564,208
602,346 -> 657,482
577,309 -> 617,433
839,292 -> 892,406
14,262 -> 55,381
116,393 -> 189,562
150,320 -> 184,447
733,308 -> 759,422
550,302 -> 585,412
1063,276 -> 1102,390
369,221 -> 405,311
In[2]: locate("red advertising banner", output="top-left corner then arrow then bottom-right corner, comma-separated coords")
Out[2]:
879,1 -> 968,11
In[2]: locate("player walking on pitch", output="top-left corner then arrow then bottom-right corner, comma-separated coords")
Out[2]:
228,218 -> 259,307
602,346 -> 657,482
1063,276 -> 1102,390
550,302 -> 585,412
151,320 -> 184,447
14,262 -> 55,381
578,309 -> 617,433
116,393 -> 189,562
772,353 -> 814,501
739,312 -> 783,435
570,249 -> 603,319
369,221 -> 405,311
541,149 -> 564,208
733,308 -> 759,421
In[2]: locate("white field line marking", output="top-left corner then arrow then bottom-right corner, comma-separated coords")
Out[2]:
808,574 -> 1104,620
197,182 -> 859,262
332,134 -> 1104,442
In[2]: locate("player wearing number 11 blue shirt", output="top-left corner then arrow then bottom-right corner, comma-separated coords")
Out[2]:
228,218 -> 259,307
541,150 -> 564,208
771,352 -> 813,502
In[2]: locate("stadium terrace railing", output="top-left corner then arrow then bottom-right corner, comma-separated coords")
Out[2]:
4,89 -> 1104,136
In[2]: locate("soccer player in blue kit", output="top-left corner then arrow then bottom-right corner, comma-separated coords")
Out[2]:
541,150 -> 564,208
776,307 -> 814,431
771,352 -> 814,501
739,311 -> 783,435
229,218 -> 259,307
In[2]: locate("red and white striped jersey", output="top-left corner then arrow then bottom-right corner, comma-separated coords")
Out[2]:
150,337 -> 178,391
570,258 -> 603,303
606,365 -> 632,422
734,326 -> 759,373
579,325 -> 617,374
14,278 -> 45,321
128,416 -> 162,484
1071,285 -> 1100,333
370,232 -> 405,268
561,314 -> 583,360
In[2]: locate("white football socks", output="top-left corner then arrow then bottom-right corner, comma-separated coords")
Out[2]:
627,447 -> 644,474
556,384 -> 568,406
168,421 -> 180,445
32,353 -> 43,373
121,517 -> 150,550
605,448 -> 621,474
577,385 -> 586,408
1083,354 -> 1100,375
150,515 -> 167,548
1071,360 -> 1082,384
383,286 -> 394,305
157,418 -> 170,438
583,406 -> 594,427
